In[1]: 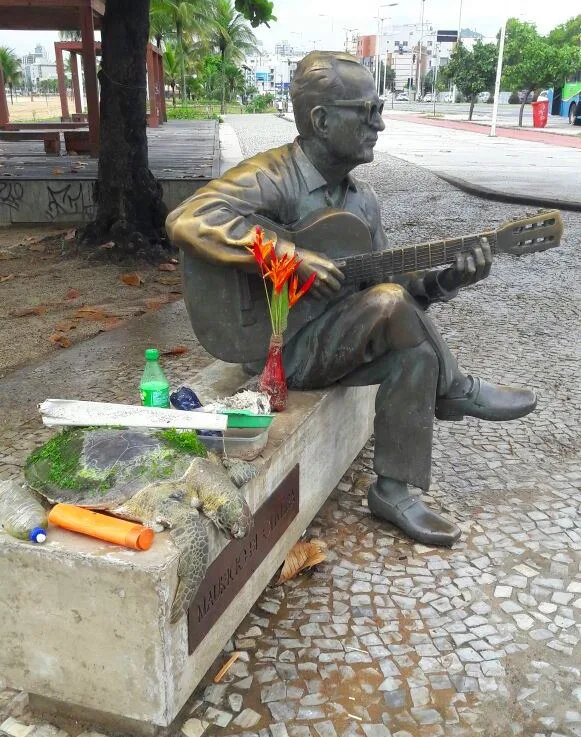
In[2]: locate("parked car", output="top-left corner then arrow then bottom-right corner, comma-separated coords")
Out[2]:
443,92 -> 453,103
477,91 -> 491,103
422,92 -> 434,103
396,92 -> 409,102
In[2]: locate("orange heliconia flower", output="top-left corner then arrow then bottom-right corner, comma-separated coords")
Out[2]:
264,252 -> 301,293
246,226 -> 274,270
288,272 -> 317,307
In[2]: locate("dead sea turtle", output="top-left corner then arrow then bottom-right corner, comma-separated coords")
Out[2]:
24,427 -> 252,623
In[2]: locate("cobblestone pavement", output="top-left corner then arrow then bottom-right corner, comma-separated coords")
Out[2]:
1,115 -> 580,737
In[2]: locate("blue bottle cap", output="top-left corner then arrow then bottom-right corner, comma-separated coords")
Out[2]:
29,527 -> 47,544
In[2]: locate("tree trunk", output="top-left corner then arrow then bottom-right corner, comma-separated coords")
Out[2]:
9,83 -> 13,105
178,21 -> 186,104
469,99 -> 475,121
171,83 -> 176,107
81,0 -> 168,257
518,95 -> 529,127
220,49 -> 226,115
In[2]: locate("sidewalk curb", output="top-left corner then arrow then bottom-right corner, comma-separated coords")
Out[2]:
433,171 -> 581,213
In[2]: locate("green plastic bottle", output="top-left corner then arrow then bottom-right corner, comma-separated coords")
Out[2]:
140,348 -> 170,408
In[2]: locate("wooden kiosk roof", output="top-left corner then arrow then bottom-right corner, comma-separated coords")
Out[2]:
0,0 -> 104,31
0,0 -> 105,154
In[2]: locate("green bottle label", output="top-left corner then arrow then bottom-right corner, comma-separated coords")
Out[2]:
140,386 -> 170,408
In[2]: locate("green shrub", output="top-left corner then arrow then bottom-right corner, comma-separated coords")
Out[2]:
245,93 -> 275,113
167,105 -> 223,122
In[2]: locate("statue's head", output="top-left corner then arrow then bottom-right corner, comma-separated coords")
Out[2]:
290,51 -> 385,166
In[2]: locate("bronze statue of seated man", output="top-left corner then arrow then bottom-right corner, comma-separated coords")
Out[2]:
166,51 -> 536,547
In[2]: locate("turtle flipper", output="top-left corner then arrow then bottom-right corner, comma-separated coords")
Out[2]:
157,497 -> 209,624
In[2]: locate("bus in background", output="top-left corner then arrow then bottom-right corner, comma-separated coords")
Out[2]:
547,72 -> 581,125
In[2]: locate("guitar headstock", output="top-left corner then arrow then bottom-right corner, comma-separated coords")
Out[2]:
496,209 -> 563,256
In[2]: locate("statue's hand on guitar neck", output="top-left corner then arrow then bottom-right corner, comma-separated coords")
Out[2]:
437,238 -> 493,292
295,247 -> 345,299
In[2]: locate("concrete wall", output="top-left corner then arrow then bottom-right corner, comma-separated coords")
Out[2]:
0,178 -> 207,225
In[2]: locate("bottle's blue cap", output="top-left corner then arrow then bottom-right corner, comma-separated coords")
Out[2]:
29,527 -> 47,544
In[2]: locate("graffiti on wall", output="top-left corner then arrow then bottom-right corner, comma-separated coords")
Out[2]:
0,182 -> 24,211
46,182 -> 96,221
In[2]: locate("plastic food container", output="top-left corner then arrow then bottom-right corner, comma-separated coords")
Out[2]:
223,409 -> 274,429
199,427 -> 269,461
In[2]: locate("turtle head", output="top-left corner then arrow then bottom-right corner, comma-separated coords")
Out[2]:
209,496 -> 252,539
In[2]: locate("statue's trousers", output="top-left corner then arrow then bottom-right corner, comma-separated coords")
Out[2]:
283,284 -> 460,491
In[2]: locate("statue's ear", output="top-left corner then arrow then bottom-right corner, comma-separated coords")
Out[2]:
310,105 -> 328,137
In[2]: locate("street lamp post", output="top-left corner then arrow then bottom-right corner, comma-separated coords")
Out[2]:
490,18 -> 507,137
452,0 -> 463,102
375,3 -> 398,94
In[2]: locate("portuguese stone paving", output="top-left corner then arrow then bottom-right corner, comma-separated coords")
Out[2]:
1,115 -> 580,737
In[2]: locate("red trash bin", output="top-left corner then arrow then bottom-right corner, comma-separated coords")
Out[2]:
532,99 -> 549,128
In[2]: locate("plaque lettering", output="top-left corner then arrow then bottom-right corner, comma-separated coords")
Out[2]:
188,464 -> 299,653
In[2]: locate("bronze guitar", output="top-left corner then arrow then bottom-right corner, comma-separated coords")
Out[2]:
181,208 -> 563,364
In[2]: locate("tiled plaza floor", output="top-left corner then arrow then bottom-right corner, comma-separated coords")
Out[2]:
0,115 -> 579,737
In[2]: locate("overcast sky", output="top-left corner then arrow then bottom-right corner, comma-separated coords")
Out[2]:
0,0 -> 578,59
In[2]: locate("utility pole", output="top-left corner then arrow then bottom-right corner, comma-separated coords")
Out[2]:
452,0 -> 463,102
415,0 -> 425,100
344,28 -> 358,54
382,16 -> 394,97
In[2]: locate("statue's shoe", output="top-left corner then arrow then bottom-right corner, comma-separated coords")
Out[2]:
368,484 -> 461,547
435,376 -> 537,422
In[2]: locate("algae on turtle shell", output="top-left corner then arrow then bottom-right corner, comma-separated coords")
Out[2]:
24,427 -> 252,623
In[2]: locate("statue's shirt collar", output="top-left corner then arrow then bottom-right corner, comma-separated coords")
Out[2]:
292,138 -> 358,194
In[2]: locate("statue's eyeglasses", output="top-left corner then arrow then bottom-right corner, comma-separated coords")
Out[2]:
326,99 -> 384,124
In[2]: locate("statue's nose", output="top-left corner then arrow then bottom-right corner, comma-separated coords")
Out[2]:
374,115 -> 386,132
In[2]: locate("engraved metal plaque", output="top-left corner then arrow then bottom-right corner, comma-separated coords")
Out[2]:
188,464 -> 299,654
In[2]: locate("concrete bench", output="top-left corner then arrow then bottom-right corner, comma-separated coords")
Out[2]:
0,130 -> 60,155
64,129 -> 90,154
0,360 -> 375,735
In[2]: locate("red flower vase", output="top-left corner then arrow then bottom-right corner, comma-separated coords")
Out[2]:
259,334 -> 288,412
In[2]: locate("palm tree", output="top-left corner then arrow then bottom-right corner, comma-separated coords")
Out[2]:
150,0 -> 173,48
224,62 -> 245,103
0,47 -> 22,104
163,42 -> 180,106
152,0 -> 212,104
58,30 -> 82,41
211,0 -> 257,113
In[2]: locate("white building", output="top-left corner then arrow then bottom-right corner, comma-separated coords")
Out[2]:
374,24 -> 487,93
244,43 -> 305,98
21,44 -> 58,89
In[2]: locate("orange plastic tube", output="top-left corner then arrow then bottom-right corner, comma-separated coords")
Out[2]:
48,504 -> 154,551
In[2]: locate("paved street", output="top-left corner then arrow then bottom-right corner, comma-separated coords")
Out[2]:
384,102 -> 575,132
0,114 -> 580,737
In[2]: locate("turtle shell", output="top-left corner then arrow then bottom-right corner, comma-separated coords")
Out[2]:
24,427 -> 202,510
